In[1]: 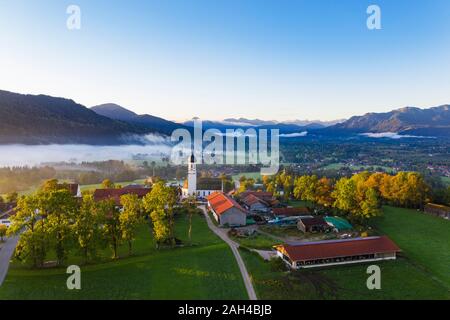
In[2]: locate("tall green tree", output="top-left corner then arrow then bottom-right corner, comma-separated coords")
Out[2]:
142,181 -> 177,248
119,194 -> 143,255
40,189 -> 78,266
99,199 -> 121,259
73,195 -> 105,263
7,195 -> 47,267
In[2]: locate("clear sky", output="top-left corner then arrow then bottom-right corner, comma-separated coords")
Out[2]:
0,0 -> 449,122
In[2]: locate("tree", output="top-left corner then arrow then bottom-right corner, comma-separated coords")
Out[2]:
73,195 -> 105,263
99,199 -> 121,259
332,177 -> 358,214
101,179 -> 115,189
0,224 -> 7,241
360,188 -> 381,219
119,194 -> 143,255
315,177 -> 334,207
40,189 -> 78,266
7,195 -> 47,267
142,181 -> 177,248
5,191 -> 18,203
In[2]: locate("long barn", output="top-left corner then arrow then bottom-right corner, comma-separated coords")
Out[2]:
274,236 -> 400,269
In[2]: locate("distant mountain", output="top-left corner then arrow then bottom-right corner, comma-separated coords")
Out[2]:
183,119 -> 310,134
0,90 -> 147,144
325,105 -> 450,137
91,103 -> 184,136
221,118 -> 343,128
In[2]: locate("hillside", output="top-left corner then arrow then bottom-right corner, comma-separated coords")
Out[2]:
327,105 -> 450,136
0,90 -> 151,144
91,103 -> 184,136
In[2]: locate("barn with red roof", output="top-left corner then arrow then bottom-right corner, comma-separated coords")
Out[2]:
274,236 -> 400,269
206,192 -> 247,227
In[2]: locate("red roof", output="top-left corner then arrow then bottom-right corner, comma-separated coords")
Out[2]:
239,191 -> 273,201
276,236 -> 400,262
242,194 -> 269,207
93,188 -> 151,205
207,192 -> 247,216
273,207 -> 310,216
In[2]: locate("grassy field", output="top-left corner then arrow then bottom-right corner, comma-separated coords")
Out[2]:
241,250 -> 449,300
232,172 -> 261,182
0,214 -> 248,300
372,206 -> 450,287
79,179 -> 146,192
241,205 -> 450,300
230,233 -> 279,250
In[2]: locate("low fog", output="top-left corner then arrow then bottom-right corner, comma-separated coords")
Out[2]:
0,142 -> 172,167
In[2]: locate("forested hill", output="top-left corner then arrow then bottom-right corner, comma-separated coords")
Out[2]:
0,90 -> 148,144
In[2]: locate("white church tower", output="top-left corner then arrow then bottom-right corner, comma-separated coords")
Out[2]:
187,154 -> 197,196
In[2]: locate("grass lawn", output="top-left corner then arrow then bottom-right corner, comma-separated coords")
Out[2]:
241,250 -> 449,300
372,206 -> 450,287
241,205 -> 450,300
0,214 -> 248,300
230,233 -> 280,250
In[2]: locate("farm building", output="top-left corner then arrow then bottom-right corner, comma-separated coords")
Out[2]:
207,192 -> 247,227
272,207 -> 310,217
297,217 -> 332,233
274,236 -> 400,269
93,188 -> 151,206
424,203 -> 450,220
239,191 -> 274,202
241,194 -> 270,213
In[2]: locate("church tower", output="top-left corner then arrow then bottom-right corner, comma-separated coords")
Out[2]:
187,154 -> 197,196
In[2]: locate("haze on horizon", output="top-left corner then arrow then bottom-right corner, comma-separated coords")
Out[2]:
0,0 -> 449,122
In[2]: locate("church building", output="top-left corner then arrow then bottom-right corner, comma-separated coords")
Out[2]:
181,154 -> 223,199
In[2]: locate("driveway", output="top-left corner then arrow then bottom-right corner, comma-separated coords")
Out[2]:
0,236 -> 19,286
199,206 -> 257,300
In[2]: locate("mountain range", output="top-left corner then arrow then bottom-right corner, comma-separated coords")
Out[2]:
0,89 -> 449,144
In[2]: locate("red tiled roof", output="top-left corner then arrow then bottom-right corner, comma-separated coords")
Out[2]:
93,188 -> 151,205
239,191 -> 273,201
207,192 -> 247,216
242,194 -> 269,207
273,207 -> 310,216
276,236 -> 400,262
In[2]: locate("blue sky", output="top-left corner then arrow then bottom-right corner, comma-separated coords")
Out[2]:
0,0 -> 449,121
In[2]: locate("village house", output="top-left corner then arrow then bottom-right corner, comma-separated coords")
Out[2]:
241,194 -> 270,213
206,192 -> 247,227
272,207 -> 310,217
93,187 -> 151,206
297,216 -> 332,233
274,236 -> 400,269
424,203 -> 450,220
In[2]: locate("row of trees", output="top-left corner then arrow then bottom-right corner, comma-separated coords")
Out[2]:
263,171 -> 431,221
7,180 -> 179,268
